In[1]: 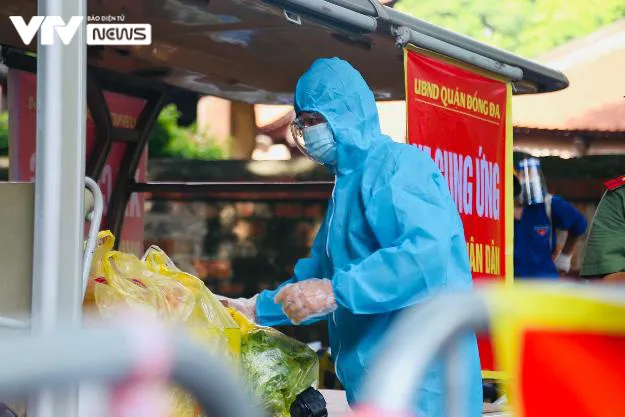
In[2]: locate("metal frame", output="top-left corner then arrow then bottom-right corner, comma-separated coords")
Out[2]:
0,316 -> 29,330
3,48 -> 335,231
268,0 -> 378,32
82,177 -> 104,297
2,49 -> 169,250
361,292 -> 490,417
0,178 -> 104,330
80,55 -> 169,247
360,285 -> 625,416
380,7 -> 568,93
133,181 -> 334,202
1,48 -> 170,100
0,325 -> 260,417
105,92 -> 168,243
270,0 -> 568,93
29,1 -> 87,417
394,27 -> 524,81
84,72 -> 114,180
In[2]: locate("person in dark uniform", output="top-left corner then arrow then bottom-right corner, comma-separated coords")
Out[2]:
513,154 -> 588,279
580,175 -> 625,281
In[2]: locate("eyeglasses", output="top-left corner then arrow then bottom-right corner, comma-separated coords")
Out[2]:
291,113 -> 326,130
289,112 -> 326,161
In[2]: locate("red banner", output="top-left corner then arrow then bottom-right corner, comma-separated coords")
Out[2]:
8,70 -> 146,256
405,49 -> 513,374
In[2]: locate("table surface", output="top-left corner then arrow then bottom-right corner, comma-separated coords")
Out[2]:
320,390 -> 351,417
319,390 -> 511,417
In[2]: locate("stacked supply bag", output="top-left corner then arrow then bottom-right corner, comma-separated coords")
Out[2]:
84,231 -> 241,417
83,231 -> 319,417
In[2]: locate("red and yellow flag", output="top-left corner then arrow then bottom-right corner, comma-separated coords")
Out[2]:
487,284 -> 625,417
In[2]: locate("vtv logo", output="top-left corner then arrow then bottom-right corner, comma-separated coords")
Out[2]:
9,16 -> 83,46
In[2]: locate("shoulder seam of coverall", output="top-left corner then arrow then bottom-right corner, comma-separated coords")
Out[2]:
393,146 -> 402,176
375,143 -> 401,192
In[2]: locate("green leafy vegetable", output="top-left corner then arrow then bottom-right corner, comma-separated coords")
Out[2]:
240,326 -> 319,417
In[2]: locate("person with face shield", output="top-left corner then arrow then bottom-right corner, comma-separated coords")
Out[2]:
219,58 -> 482,416
513,153 -> 588,278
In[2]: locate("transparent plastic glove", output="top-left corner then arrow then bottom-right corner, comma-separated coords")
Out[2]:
274,279 -> 337,325
554,253 -> 573,273
216,294 -> 258,322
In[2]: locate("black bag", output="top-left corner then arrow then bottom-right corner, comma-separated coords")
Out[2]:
290,388 -> 328,417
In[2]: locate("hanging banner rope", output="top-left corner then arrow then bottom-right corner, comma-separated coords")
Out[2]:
404,46 -> 514,377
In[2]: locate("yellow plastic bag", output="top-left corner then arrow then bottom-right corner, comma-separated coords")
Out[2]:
85,235 -> 200,417
83,230 -> 115,306
142,246 -> 242,417
94,251 -> 195,322
85,235 -> 241,417
228,308 -> 320,417
90,249 -> 204,417
142,246 -> 241,361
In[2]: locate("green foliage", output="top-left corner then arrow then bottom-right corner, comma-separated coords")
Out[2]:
0,112 -> 8,156
397,0 -> 625,57
148,104 -> 227,160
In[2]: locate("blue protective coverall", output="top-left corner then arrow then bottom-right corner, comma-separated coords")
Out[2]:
514,195 -> 587,278
255,58 -> 483,416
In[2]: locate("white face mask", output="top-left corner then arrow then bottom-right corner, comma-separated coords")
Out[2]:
302,123 -> 337,166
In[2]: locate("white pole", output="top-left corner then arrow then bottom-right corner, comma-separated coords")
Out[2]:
29,0 -> 87,415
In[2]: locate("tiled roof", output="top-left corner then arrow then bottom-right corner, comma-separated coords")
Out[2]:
514,126 -> 625,138
512,19 -> 625,131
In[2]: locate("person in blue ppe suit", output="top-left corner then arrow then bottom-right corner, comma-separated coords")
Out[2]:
514,152 -> 587,278
219,58 -> 482,416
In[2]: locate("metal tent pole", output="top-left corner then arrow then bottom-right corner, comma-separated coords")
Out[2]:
30,0 -> 87,415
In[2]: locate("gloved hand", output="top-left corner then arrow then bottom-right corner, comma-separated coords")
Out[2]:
554,253 -> 573,273
274,279 -> 337,325
216,294 -> 258,322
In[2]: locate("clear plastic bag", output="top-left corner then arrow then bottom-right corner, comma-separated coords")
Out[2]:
229,308 -> 320,417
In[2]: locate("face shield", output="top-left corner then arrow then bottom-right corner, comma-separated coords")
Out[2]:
290,112 -> 337,167
513,170 -> 522,200
517,157 -> 548,205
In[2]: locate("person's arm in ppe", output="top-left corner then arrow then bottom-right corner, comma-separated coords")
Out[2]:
216,294 -> 258,321
275,278 -> 336,324
551,196 -> 588,273
275,147 -> 461,319
218,257 -> 325,324
222,218 -> 329,325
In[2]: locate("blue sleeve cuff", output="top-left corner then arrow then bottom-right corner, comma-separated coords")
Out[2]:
256,287 -> 291,327
257,281 -> 331,327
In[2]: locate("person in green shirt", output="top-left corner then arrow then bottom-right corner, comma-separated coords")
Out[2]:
580,175 -> 625,281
